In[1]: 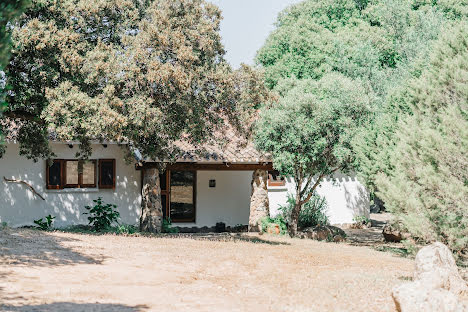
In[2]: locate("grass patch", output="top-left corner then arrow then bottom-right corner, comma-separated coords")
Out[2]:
57,224 -> 139,236
373,245 -> 412,258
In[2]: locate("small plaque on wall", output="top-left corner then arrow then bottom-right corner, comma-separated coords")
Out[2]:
209,179 -> 216,188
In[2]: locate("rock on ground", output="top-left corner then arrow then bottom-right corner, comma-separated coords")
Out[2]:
393,281 -> 465,312
392,242 -> 468,312
414,242 -> 468,296
301,225 -> 346,242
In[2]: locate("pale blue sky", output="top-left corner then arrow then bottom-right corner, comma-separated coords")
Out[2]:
209,0 -> 302,68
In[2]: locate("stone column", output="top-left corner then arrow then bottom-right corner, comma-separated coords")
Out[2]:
140,168 -> 163,233
249,169 -> 270,232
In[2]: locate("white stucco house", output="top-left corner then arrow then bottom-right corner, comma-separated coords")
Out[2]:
0,134 -> 369,229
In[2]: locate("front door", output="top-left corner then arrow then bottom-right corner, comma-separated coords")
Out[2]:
159,170 -> 196,223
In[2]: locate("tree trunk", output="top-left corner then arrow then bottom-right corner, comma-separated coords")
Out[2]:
288,199 -> 302,237
249,169 -> 270,232
140,168 -> 163,233
288,176 -> 303,237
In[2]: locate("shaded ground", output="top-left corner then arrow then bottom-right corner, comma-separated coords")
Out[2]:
0,228 -> 413,312
342,213 -> 411,258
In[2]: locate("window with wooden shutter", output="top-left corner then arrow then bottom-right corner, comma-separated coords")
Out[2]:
99,159 -> 116,189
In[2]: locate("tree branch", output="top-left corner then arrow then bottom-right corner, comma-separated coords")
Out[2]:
3,176 -> 45,200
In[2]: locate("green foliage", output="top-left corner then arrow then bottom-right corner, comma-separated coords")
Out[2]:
352,215 -> 371,227
84,197 -> 120,232
1,0 -> 268,161
0,0 -> 30,68
279,193 -> 329,229
112,224 -> 138,235
254,73 -> 370,235
260,215 -> 288,235
374,24 -> 468,261
33,214 -> 55,230
162,217 -> 179,234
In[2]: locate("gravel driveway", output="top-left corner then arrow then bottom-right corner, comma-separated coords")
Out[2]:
0,229 -> 413,312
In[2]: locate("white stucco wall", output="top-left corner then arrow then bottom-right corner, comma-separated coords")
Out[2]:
176,170 -> 252,228
268,173 -> 370,225
0,143 -> 141,227
1,142 -> 369,228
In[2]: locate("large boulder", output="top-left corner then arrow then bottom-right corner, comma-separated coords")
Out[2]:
301,225 -> 346,242
414,242 -> 468,296
392,281 -> 465,312
392,242 -> 468,312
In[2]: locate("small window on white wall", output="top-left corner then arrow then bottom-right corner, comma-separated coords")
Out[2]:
268,170 -> 286,187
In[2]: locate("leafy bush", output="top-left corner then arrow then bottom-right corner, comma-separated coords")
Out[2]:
84,197 -> 120,232
260,215 -> 288,235
33,215 -> 55,230
278,193 -> 329,229
111,224 -> 138,235
162,217 -> 179,234
352,215 -> 371,228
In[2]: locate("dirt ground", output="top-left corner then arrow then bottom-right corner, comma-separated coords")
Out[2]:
0,227 -> 415,312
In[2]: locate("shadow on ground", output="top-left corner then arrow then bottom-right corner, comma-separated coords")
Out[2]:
161,233 -> 291,245
343,213 -> 411,258
0,302 -> 148,312
0,228 -> 104,266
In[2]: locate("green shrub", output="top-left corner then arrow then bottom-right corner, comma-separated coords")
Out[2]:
352,215 -> 371,226
278,193 -> 329,229
162,217 -> 179,233
84,197 -> 120,232
33,215 -> 55,230
260,215 -> 288,235
111,224 -> 138,235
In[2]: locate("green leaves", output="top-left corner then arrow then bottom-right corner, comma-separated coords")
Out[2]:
2,0 -> 266,161
255,73 -> 371,177
374,24 -> 468,260
84,197 -> 120,232
33,214 -> 55,230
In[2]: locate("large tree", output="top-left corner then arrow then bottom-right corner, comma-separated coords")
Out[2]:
374,24 -> 468,260
254,0 -> 453,234
1,0 -> 269,233
255,0 -> 460,203
2,0 -> 263,162
255,73 -> 371,236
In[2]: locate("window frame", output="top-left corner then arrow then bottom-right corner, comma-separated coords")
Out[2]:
46,159 -> 98,189
268,170 -> 286,187
169,170 -> 196,223
46,159 -> 63,190
98,159 -> 116,189
155,169 -> 196,223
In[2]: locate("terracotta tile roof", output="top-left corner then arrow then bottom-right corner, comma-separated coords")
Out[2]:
173,131 -> 270,163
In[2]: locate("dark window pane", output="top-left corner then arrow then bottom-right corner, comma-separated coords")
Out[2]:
48,162 -> 61,186
100,160 -> 114,186
170,171 -> 195,221
159,171 -> 167,191
161,195 -> 167,220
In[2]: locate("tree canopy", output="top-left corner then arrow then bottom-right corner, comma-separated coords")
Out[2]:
1,0 -> 267,161
0,0 -> 30,68
254,0 -> 468,238
375,24 -> 468,259
255,73 -> 371,236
